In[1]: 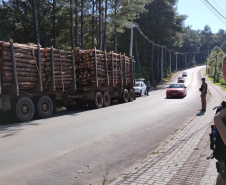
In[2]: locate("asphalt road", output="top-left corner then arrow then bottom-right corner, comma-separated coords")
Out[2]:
0,66 -> 205,185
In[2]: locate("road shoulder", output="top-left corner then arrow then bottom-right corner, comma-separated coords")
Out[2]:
111,68 -> 224,185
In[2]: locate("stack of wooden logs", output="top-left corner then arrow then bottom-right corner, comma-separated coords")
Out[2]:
121,55 -> 133,86
107,52 -> 133,87
44,48 -> 74,91
0,41 -> 46,90
0,40 -> 133,91
74,48 -> 108,87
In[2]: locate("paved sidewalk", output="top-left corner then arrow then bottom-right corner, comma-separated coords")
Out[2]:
111,72 -> 225,185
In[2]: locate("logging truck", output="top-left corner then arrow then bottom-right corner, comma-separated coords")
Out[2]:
0,41 -> 135,122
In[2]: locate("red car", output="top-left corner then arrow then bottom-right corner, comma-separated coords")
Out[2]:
166,83 -> 187,98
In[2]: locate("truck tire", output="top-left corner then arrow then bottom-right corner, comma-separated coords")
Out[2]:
103,91 -> 111,107
129,89 -> 134,102
94,92 -> 103,109
12,97 -> 35,122
34,96 -> 53,119
122,89 -> 129,103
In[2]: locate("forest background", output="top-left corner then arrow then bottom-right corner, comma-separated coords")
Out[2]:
0,0 -> 225,85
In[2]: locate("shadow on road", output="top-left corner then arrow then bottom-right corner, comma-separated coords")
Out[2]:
0,100 -> 125,135
196,110 -> 206,116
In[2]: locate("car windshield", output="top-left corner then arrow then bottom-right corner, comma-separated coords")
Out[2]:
169,84 -> 183,88
135,82 -> 140,87
178,77 -> 184,79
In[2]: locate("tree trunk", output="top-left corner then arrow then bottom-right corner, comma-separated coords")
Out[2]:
32,0 -> 40,44
150,43 -> 154,84
103,0 -> 107,50
70,0 -> 75,49
81,0 -> 85,49
114,1 -> 117,53
92,0 -> 94,48
53,0 -> 56,47
99,0 -> 103,50
75,0 -> 79,47
96,2 -> 99,48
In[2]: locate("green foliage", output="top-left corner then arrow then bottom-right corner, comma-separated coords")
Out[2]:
0,0 -> 226,84
207,46 -> 225,83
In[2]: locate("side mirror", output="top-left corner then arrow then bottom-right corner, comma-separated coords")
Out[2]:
185,87 -> 187,88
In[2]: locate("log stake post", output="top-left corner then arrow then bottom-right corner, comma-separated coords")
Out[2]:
35,44 -> 43,92
124,54 -> 127,85
111,51 -> 114,87
10,40 -> 19,96
94,47 -> 98,88
0,67 -> 2,95
131,57 -> 133,86
38,44 -> 43,92
51,47 -> 56,91
71,50 -> 76,91
104,50 -> 109,87
131,56 -> 135,86
119,53 -> 123,86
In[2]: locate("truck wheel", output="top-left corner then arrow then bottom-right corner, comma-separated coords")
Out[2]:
129,89 -> 134,102
103,91 -> 111,107
34,96 -> 53,119
12,97 -> 35,122
94,92 -> 103,109
122,89 -> 129,103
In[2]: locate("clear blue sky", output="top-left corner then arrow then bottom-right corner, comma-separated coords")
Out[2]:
176,0 -> 226,33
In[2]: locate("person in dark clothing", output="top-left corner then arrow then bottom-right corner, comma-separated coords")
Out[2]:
146,81 -> 150,96
200,78 -> 207,111
215,55 -> 226,185
153,80 -> 157,91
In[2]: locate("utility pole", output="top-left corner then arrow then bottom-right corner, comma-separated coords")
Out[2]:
206,49 -> 210,74
129,23 -> 134,56
193,53 -> 196,66
184,53 -> 187,69
214,51 -> 217,83
169,50 -> 171,79
161,47 -> 164,83
176,52 -> 178,71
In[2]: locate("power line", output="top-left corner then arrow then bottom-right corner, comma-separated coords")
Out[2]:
204,0 -> 226,19
200,0 -> 226,27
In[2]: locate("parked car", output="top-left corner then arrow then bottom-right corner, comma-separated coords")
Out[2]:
166,83 -> 187,98
182,72 -> 187,77
178,77 -> 185,83
134,81 -> 146,97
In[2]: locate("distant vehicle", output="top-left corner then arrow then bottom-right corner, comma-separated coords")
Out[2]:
166,83 -> 187,98
178,77 -> 185,83
136,78 -> 145,82
182,72 -> 187,77
134,81 -> 146,97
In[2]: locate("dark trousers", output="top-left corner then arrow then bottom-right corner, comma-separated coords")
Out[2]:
146,88 -> 150,95
201,94 -> 207,110
216,173 -> 226,185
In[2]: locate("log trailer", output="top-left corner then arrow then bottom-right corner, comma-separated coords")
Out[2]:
0,41 -> 135,122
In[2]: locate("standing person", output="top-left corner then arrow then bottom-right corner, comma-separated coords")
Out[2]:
153,80 -> 157,91
215,55 -> 226,185
146,81 -> 151,96
200,78 -> 207,111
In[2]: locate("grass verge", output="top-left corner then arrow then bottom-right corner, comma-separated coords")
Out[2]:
207,75 -> 226,91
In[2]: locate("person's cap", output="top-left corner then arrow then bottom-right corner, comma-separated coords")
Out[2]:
201,78 -> 205,81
